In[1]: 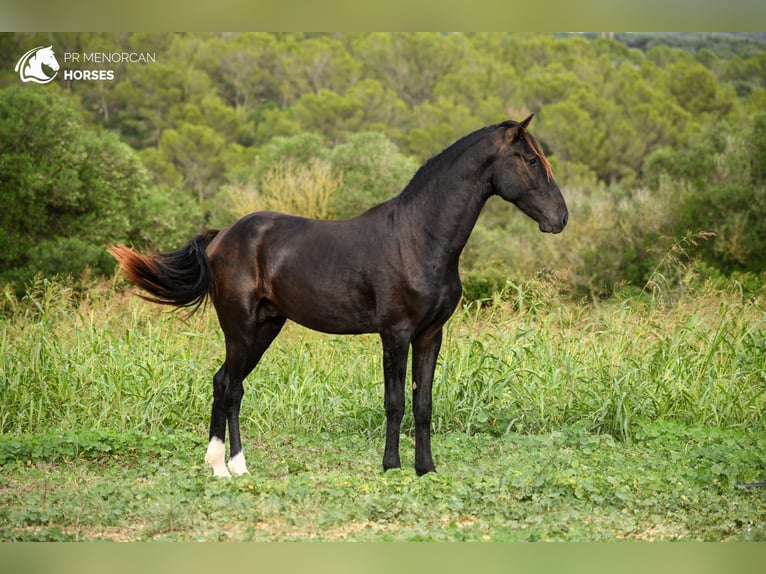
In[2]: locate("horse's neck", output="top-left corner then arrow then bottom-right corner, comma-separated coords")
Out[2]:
395,167 -> 491,265
26,57 -> 43,75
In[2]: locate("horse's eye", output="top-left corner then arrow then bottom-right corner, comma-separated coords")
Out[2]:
528,158 -> 538,167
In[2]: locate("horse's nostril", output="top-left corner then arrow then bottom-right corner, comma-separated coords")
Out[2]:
562,212 -> 569,228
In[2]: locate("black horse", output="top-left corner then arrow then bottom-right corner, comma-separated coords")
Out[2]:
110,115 -> 568,477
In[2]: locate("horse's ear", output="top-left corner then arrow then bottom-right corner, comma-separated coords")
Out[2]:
502,125 -> 521,146
520,114 -> 534,129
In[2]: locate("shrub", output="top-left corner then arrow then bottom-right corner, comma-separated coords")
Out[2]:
0,238 -> 114,293
227,158 -> 341,220
0,86 -> 200,291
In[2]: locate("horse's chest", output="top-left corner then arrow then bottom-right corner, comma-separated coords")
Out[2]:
398,276 -> 462,325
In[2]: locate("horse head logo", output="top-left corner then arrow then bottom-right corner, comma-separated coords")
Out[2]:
15,46 -> 60,84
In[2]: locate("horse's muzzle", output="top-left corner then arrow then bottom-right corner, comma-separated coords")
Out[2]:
539,210 -> 568,234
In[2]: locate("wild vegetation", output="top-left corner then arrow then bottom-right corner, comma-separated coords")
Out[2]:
0,277 -> 764,540
2,275 -> 765,440
1,32 -> 765,298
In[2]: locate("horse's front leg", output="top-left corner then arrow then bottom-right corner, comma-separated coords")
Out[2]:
381,332 -> 410,471
412,327 -> 442,475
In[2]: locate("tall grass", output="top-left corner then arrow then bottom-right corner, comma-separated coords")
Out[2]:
1,275 -> 764,441
0,278 -> 217,435
441,281 -> 766,439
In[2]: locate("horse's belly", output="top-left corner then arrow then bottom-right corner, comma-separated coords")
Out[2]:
270,284 -> 379,335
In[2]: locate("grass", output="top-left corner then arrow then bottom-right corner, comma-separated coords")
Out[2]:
0,275 -> 765,540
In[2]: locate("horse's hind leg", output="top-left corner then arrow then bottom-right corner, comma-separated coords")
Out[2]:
206,313 -> 286,477
206,364 -> 231,477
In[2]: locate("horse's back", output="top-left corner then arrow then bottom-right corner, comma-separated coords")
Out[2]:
207,210 -> 389,334
206,207 -> 461,336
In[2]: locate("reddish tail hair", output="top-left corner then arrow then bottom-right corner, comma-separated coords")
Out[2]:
108,229 -> 219,314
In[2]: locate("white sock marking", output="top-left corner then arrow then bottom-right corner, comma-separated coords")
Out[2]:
228,451 -> 249,476
204,438 -> 231,478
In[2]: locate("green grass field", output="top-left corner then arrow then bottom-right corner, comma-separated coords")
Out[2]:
1,277 -> 765,540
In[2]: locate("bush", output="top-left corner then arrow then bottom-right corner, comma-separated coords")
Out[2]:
219,131 -> 417,223
0,86 -> 204,291
460,262 -> 511,303
329,132 -> 417,219
226,158 -> 341,220
0,238 -> 114,291
647,118 -> 766,275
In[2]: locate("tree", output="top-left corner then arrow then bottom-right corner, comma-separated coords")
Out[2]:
290,79 -> 408,144
194,33 -> 282,111
277,35 -> 361,105
433,48 -> 521,126
158,123 -> 227,202
329,131 -> 418,219
351,33 -> 468,108
402,96 -> 479,160
112,52 -> 213,149
667,61 -> 736,117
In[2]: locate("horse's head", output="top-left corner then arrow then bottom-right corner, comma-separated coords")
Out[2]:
16,46 -> 60,84
489,114 -> 568,234
36,46 -> 60,72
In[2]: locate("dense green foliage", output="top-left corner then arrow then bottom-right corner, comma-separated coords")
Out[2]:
1,32 -> 765,296
2,33 -> 765,543
0,86 -> 202,288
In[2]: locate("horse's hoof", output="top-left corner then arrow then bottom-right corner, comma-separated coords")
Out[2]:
205,437 -> 231,477
227,452 -> 249,476
383,461 -> 402,472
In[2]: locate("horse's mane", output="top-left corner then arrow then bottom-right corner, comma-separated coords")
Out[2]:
400,120 -> 553,198
515,123 -> 554,182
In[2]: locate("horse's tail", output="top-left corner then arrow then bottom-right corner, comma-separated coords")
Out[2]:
108,229 -> 220,314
